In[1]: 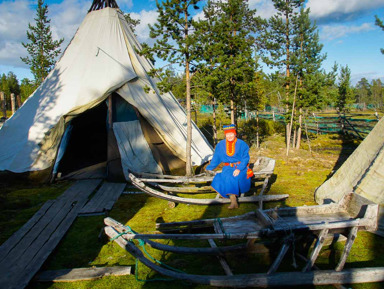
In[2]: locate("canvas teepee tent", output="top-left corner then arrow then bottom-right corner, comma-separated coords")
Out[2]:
0,0 -> 213,181
315,116 -> 384,234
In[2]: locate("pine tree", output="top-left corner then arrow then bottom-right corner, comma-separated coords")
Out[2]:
259,0 -> 304,151
124,13 -> 140,35
140,0 -> 202,176
337,65 -> 354,112
355,78 -> 372,106
291,7 -> 325,148
211,0 -> 260,125
375,15 -> 384,54
371,78 -> 384,108
21,0 -> 64,85
193,0 -> 223,145
20,78 -> 38,103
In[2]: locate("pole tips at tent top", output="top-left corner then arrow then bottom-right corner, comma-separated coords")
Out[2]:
88,0 -> 119,12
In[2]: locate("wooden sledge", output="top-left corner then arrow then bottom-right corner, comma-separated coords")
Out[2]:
129,157 -> 283,207
129,173 -> 288,207
134,156 -> 275,185
104,192 -> 380,287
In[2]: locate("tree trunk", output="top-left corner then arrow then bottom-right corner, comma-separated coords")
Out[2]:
230,98 -> 235,125
296,108 -> 302,149
285,8 -> 290,150
256,111 -> 259,148
0,92 -> 6,118
186,63 -> 192,176
185,8 -> 192,177
212,97 -> 217,146
11,93 -> 16,115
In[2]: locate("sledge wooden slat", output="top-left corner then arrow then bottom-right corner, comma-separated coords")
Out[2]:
0,179 -> 101,289
157,184 -> 214,193
80,182 -> 125,214
267,239 -> 291,274
36,266 -> 132,282
303,228 -> 329,272
335,226 -> 359,271
104,219 -> 247,255
208,239 -> 233,276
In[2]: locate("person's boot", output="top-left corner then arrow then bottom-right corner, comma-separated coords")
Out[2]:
228,194 -> 238,209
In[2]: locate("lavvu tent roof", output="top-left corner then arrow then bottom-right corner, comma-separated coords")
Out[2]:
0,6 -> 213,177
315,116 -> 384,234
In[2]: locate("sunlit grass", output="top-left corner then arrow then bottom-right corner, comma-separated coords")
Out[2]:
2,134 -> 383,289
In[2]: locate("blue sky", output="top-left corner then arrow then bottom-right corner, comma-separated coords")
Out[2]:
0,0 -> 384,85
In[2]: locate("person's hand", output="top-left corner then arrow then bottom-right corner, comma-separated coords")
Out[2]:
233,169 -> 240,177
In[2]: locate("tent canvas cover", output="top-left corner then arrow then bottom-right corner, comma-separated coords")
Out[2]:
315,116 -> 384,235
0,4 -> 213,181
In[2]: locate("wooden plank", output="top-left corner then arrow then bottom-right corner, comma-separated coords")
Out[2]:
335,226 -> 358,271
80,182 -> 125,214
8,196 -> 90,289
103,183 -> 126,211
0,179 -> 101,289
106,228 -> 384,287
267,240 -> 291,274
254,209 -> 274,227
80,182 -> 124,214
0,199 -> 77,270
208,239 -> 233,276
258,176 -> 270,209
211,219 -> 233,275
156,184 -> 214,193
303,228 -> 329,272
35,266 -> 132,282
104,221 -> 246,255
0,200 -> 55,260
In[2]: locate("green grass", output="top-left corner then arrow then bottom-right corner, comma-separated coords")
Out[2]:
1,134 -> 383,289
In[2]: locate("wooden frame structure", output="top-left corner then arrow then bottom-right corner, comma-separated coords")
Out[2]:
129,157 -> 287,208
105,192 -> 381,287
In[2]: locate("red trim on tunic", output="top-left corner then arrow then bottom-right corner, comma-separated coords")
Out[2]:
226,138 -> 237,157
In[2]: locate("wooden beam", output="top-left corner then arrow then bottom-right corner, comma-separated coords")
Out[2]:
35,266 -> 131,282
303,228 -> 329,272
267,239 -> 291,274
335,226 -> 358,271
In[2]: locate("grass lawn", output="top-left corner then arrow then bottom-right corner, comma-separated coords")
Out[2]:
1,134 -> 383,289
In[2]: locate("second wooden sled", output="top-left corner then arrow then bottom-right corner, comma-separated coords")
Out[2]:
105,192 -> 380,287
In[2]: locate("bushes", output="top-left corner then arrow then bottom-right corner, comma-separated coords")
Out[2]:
237,119 -> 284,143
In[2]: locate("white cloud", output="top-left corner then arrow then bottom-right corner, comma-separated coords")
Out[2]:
0,0 -> 89,69
320,23 -> 375,41
306,0 -> 384,19
0,0 -> 34,67
249,0 -> 277,19
50,0 -> 89,42
130,10 -> 158,43
351,71 -> 384,85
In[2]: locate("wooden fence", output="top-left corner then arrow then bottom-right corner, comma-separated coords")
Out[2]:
0,91 -> 22,122
256,112 -> 380,140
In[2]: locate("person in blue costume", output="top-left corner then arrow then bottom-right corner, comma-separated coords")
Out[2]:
206,124 -> 252,209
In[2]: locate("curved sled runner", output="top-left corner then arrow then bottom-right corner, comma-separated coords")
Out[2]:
105,192 -> 380,287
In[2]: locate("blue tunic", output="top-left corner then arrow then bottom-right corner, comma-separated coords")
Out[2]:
206,138 -> 251,198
